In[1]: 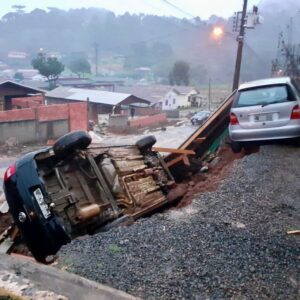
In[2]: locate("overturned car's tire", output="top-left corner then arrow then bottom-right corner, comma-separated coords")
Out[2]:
53,131 -> 92,158
136,135 -> 156,152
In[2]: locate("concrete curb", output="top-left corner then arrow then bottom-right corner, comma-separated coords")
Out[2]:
0,254 -> 140,300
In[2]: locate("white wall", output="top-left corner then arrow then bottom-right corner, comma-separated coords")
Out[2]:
162,90 -> 178,110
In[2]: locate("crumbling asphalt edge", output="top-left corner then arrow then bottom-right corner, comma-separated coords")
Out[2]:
0,254 -> 140,300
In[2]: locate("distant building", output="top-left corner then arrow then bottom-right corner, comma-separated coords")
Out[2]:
111,85 -> 204,110
7,51 -> 27,59
0,80 -> 45,111
161,87 -> 203,110
45,86 -> 150,121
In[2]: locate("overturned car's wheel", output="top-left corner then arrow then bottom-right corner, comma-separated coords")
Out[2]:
53,131 -> 92,158
136,135 -> 156,152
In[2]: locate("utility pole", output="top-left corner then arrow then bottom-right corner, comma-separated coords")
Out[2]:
232,0 -> 248,91
208,78 -> 211,111
94,42 -> 99,76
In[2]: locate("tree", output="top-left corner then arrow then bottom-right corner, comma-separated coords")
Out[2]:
68,57 -> 91,77
32,53 -> 64,88
169,60 -> 190,86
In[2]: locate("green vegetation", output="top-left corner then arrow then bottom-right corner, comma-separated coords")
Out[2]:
108,244 -> 122,253
31,52 -> 64,89
169,60 -> 190,86
68,57 -> 91,78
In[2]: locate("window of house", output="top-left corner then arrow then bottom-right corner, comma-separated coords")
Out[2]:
165,99 -> 168,106
173,98 -> 176,104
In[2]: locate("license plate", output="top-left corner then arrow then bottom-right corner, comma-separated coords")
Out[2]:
254,114 -> 272,122
33,188 -> 51,219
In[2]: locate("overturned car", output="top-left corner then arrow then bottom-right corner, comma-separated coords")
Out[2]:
4,131 -> 186,262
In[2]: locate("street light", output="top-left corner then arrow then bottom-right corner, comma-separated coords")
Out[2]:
211,1 -> 262,91
212,26 -> 224,39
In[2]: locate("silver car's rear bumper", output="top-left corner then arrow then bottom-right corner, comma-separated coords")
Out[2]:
229,123 -> 300,142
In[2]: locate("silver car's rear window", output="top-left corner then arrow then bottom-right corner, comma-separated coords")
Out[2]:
234,84 -> 294,108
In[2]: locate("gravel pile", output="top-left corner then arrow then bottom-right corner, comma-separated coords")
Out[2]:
57,145 -> 300,299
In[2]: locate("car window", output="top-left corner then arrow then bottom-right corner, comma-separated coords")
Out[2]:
195,112 -> 206,117
234,85 -> 293,108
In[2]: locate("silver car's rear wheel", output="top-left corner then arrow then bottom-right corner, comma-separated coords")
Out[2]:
231,141 -> 242,153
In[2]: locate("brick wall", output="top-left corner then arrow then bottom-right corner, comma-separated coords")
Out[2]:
128,113 -> 167,128
69,103 -> 88,131
0,103 -> 88,144
38,104 -> 69,122
12,95 -> 44,109
0,108 -> 35,122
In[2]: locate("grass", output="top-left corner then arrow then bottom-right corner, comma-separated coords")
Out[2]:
108,244 -> 122,253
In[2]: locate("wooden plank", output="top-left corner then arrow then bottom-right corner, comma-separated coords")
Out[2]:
287,230 -> 300,235
182,155 -> 190,166
194,137 -> 206,144
152,147 -> 195,155
166,155 -> 184,168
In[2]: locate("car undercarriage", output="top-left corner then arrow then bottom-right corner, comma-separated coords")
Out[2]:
35,143 -> 180,239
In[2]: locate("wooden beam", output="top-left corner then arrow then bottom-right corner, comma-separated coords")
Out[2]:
194,137 -> 206,144
166,155 -> 184,168
153,147 -> 195,155
182,155 -> 190,166
287,230 -> 300,235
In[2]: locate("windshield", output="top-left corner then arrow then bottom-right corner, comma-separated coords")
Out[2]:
234,85 -> 293,108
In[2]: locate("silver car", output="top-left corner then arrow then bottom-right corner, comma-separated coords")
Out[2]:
229,77 -> 300,152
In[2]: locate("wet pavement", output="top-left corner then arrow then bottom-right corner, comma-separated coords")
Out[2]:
101,121 -> 196,149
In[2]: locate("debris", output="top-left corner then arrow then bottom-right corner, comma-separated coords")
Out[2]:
0,201 -> 9,214
200,166 -> 209,173
152,147 -> 195,155
175,121 -> 185,127
232,221 -> 246,229
88,131 -> 103,144
209,156 -> 221,168
4,137 -> 18,148
287,230 -> 300,235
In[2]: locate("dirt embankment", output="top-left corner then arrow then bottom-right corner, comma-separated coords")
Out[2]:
178,146 -> 244,207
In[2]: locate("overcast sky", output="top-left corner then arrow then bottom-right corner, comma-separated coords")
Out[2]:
0,0 -> 261,19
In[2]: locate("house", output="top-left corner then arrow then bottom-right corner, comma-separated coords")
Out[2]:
0,80 -> 45,111
113,85 -> 171,108
45,86 -> 150,121
111,85 -> 205,110
161,87 -> 203,110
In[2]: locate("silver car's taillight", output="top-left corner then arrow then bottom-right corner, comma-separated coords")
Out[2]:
230,113 -> 239,125
291,105 -> 300,119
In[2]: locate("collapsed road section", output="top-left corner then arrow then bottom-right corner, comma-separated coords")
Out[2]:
0,93 -> 235,263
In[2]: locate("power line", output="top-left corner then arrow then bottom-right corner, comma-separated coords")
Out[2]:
159,0 -> 195,19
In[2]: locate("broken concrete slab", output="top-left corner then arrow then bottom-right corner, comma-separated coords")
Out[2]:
0,254 -> 139,300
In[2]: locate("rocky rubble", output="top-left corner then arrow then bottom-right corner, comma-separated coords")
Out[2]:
56,145 -> 300,298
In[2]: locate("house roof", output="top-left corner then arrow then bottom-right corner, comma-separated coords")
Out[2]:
0,80 -> 46,94
238,77 -> 291,91
113,85 -> 199,104
46,86 -> 150,106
